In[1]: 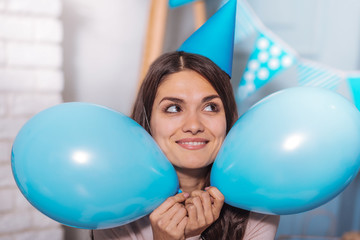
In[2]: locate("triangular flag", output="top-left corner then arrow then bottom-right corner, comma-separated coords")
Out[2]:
347,74 -> 360,111
237,32 -> 296,100
235,0 -> 264,42
296,60 -> 343,91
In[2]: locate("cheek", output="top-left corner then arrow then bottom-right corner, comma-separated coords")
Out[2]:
150,117 -> 175,144
209,118 -> 227,141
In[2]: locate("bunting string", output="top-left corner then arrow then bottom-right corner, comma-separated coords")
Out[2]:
223,0 -> 360,110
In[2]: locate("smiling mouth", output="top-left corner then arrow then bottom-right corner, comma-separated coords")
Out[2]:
182,141 -> 206,145
176,139 -> 209,150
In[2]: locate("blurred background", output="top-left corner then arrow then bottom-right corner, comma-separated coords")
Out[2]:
1,0 -> 360,239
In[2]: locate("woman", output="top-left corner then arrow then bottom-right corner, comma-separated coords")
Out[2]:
93,51 -> 279,240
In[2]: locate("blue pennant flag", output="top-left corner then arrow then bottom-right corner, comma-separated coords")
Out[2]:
297,60 -> 343,91
347,74 -> 360,111
237,32 -> 295,100
169,0 -> 198,8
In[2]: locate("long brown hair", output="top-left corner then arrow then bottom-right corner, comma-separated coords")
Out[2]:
131,51 -> 249,239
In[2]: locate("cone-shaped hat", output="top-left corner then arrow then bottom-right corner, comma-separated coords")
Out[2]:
178,0 -> 237,77
169,0 -> 197,8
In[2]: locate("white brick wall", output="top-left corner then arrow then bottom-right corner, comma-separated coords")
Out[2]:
7,42 -> 62,67
0,15 -> 62,42
0,0 -> 64,239
7,0 -> 62,16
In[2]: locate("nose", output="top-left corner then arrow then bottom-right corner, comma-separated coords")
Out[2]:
182,112 -> 205,135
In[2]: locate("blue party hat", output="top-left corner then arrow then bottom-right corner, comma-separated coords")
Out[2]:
178,0 -> 237,77
169,0 -> 197,8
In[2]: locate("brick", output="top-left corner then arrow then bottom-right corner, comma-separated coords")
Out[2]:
0,188 -> 15,213
36,69 -> 64,92
10,93 -> 62,116
6,42 -> 62,68
0,69 -> 63,92
7,0 -> 62,17
0,141 -> 12,162
0,69 -> 37,92
0,41 -> 5,65
14,188 -> 34,211
35,18 -> 62,43
0,15 -> 34,41
14,228 -> 63,240
31,210 -> 60,228
0,0 -> 5,10
0,163 -> 16,188
0,211 -> 32,233
0,117 -> 27,139
0,15 -> 62,43
0,94 -> 6,116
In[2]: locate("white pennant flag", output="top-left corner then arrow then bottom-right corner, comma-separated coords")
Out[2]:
296,60 -> 344,91
235,0 -> 264,42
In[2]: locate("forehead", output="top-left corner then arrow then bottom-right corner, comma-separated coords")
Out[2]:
156,70 -> 218,97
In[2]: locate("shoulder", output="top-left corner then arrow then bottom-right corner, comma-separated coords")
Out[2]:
93,215 -> 152,240
243,212 -> 280,240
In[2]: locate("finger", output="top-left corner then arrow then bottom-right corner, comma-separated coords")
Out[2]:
153,192 -> 189,215
206,187 -> 224,218
157,202 -> 186,229
192,196 -> 205,224
189,190 -> 204,198
166,206 -> 187,230
185,202 -> 197,223
199,191 -> 213,223
185,197 -> 193,205
205,187 -> 215,204
177,216 -> 188,232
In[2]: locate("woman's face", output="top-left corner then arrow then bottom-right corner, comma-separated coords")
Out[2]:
150,70 -> 227,169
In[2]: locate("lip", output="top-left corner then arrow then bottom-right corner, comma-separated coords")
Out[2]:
176,138 -> 209,150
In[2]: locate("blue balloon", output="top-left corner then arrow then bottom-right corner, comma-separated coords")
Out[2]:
211,87 -> 360,215
11,102 -> 178,229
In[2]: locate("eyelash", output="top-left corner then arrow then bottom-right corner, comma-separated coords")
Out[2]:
163,104 -> 182,113
163,102 -> 220,113
204,102 -> 219,112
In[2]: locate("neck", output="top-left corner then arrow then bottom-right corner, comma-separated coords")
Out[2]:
175,165 -> 211,193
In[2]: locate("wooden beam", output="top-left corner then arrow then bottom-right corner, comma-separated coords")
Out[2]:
192,0 -> 206,30
138,0 -> 168,91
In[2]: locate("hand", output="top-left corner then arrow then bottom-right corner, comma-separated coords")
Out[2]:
184,187 -> 224,238
150,192 -> 189,240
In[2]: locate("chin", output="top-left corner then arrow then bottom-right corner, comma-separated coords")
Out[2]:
180,162 -> 213,170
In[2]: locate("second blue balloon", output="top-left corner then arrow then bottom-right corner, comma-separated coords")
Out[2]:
211,87 -> 360,215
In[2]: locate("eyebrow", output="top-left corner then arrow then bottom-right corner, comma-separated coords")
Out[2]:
159,97 -> 184,104
159,95 -> 220,104
202,95 -> 221,103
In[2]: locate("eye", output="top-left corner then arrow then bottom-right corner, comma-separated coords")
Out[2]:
165,105 -> 181,113
203,103 -> 219,112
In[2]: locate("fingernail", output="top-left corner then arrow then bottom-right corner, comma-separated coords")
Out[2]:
183,192 -> 190,198
205,187 -> 210,190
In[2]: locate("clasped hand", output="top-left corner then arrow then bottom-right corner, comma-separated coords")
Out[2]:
149,187 -> 224,240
